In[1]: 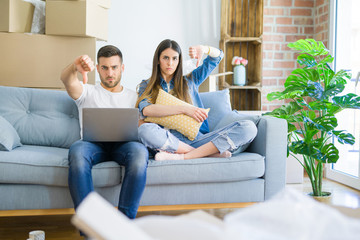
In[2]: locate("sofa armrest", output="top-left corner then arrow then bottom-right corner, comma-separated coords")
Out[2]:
247,116 -> 287,200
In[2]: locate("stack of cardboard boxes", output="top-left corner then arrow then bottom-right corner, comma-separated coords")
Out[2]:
0,0 -> 111,89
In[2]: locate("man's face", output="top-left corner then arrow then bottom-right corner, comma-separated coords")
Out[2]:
97,56 -> 124,89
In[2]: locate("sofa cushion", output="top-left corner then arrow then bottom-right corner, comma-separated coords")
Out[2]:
0,145 -> 121,187
0,145 -> 264,187
0,116 -> 22,151
146,152 -> 265,185
199,89 -> 232,131
145,89 -> 209,141
0,86 -> 80,148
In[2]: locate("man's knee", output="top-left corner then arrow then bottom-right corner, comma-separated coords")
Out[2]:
127,142 -> 149,170
68,141 -> 92,171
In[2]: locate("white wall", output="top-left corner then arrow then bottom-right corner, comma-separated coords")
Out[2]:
96,0 -> 221,91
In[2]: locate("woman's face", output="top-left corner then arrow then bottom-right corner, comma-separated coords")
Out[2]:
159,48 -> 179,81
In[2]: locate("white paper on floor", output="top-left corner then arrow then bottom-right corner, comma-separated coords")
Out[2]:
73,189 -> 360,240
223,188 -> 360,240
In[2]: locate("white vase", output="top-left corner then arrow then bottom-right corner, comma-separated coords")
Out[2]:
233,65 -> 246,86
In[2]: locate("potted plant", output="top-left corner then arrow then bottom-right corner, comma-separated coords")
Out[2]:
265,39 -> 360,197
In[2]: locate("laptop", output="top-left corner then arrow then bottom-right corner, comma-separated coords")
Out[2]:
82,108 -> 139,142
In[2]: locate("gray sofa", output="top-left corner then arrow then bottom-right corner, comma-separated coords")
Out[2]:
0,86 -> 287,211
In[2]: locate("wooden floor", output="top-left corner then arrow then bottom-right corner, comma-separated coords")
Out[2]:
1,177 -> 360,240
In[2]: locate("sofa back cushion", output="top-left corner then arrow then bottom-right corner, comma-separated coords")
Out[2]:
199,89 -> 232,131
0,86 -> 80,148
0,116 -> 22,151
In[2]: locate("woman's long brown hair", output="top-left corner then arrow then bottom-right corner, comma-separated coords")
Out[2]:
136,39 -> 192,107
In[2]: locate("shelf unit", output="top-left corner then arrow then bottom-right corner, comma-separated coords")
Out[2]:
219,0 -> 263,110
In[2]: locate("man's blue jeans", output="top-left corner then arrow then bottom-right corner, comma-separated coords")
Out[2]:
68,140 -> 149,219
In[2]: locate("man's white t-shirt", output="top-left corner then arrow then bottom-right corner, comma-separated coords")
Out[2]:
75,83 -> 138,133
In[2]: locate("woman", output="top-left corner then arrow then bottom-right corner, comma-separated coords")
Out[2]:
136,39 -> 257,161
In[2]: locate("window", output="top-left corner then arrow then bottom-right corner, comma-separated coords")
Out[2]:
326,0 -> 360,190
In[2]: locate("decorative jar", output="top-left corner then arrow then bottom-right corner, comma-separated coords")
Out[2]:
233,65 -> 246,86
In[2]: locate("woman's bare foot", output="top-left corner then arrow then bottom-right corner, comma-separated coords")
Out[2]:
209,150 -> 232,158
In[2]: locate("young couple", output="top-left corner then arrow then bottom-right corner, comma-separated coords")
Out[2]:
60,39 -> 257,227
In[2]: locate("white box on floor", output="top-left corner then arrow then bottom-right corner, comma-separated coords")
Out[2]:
0,32 -> 96,88
286,154 -> 304,183
46,0 -> 108,41
0,0 -> 34,33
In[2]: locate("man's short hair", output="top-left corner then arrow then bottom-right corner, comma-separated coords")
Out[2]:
97,45 -> 123,64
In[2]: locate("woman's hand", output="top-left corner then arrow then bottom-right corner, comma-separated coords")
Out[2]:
182,105 -> 208,122
189,45 -> 207,67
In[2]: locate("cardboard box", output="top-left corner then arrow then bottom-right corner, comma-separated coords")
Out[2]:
0,0 -> 34,33
0,32 -> 96,88
46,0 -> 111,9
46,1 -> 108,41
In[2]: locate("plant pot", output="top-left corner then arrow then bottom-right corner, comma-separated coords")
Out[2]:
233,65 -> 246,86
309,191 -> 332,204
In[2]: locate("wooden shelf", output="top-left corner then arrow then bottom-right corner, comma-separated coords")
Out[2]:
219,0 -> 264,111
224,35 -> 263,44
228,85 -> 262,91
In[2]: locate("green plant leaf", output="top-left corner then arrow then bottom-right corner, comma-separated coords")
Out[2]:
303,129 -> 319,143
323,84 -> 345,99
306,81 -> 324,100
289,141 -> 319,158
288,123 -> 297,132
288,68 -> 320,84
308,100 -> 330,110
318,64 -> 334,89
285,72 -> 308,88
264,101 -> 302,120
328,69 -> 351,87
297,54 -> 317,67
288,39 -> 329,56
332,130 -> 356,145
313,115 -> 338,132
333,93 -> 360,109
320,143 -> 339,163
266,91 -> 283,101
318,55 -> 334,65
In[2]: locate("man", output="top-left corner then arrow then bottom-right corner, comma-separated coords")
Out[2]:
60,45 -> 149,223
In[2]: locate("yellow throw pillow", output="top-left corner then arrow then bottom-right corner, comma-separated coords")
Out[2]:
145,89 -> 210,141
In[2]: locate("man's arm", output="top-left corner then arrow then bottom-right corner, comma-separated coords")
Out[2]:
60,55 -> 94,100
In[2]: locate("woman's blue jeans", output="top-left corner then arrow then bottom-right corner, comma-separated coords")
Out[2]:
138,120 -> 257,154
68,140 -> 149,219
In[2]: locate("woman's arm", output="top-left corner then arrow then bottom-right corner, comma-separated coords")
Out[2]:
189,45 -> 221,67
143,104 -> 208,123
188,46 -> 224,86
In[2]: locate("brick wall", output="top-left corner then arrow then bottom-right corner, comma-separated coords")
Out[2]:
261,0 -> 330,111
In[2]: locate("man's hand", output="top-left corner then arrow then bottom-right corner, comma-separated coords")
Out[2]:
74,55 -> 95,84
182,105 -> 208,123
189,45 -> 207,67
